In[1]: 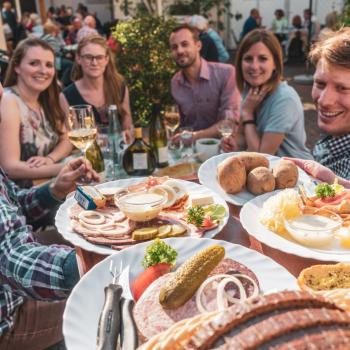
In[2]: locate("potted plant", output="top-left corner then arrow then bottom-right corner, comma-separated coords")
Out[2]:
113,16 -> 178,126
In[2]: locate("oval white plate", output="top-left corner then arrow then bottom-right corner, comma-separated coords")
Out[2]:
55,178 -> 229,255
198,152 -> 311,206
240,191 -> 350,262
63,237 -> 296,350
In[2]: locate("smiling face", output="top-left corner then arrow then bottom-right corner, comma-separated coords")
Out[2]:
241,42 -> 276,88
77,43 -> 109,79
312,59 -> 350,135
169,28 -> 201,69
15,46 -> 55,93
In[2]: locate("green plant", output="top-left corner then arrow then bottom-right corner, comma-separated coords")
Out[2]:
113,16 -> 177,126
337,0 -> 350,27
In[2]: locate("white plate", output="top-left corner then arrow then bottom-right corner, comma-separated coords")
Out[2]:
198,152 -> 311,206
240,191 -> 350,262
63,237 -> 296,350
55,178 -> 229,255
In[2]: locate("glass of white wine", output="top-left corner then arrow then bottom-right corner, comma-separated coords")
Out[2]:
164,105 -> 180,150
67,104 -> 97,183
218,110 -> 236,138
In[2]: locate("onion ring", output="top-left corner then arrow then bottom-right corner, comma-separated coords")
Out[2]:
79,211 -> 106,225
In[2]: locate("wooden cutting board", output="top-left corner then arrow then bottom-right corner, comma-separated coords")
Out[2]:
154,162 -> 200,180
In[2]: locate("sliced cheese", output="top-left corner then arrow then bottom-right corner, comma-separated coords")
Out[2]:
190,193 -> 214,206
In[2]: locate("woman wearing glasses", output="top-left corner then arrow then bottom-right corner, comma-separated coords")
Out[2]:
60,35 -> 134,143
0,37 -> 72,188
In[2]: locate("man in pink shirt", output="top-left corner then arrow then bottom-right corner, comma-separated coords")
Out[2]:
169,24 -> 241,140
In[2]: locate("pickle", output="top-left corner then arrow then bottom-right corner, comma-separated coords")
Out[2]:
159,245 -> 225,309
157,225 -> 172,238
132,227 -> 158,240
168,224 -> 187,237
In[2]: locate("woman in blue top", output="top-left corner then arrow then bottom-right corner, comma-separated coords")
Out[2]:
222,29 -> 312,159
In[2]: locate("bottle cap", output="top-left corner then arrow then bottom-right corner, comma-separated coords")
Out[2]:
109,105 -> 117,111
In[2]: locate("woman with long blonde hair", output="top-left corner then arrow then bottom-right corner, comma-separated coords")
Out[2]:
0,37 -> 72,188
60,34 -> 133,143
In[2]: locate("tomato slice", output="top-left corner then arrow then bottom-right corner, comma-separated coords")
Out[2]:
131,263 -> 171,301
313,190 -> 350,208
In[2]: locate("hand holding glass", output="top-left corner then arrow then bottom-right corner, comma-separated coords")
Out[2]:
218,111 -> 236,138
67,105 -> 96,183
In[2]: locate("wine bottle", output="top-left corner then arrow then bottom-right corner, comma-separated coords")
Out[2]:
150,103 -> 169,168
108,105 -> 123,177
122,127 -> 156,176
86,140 -> 105,180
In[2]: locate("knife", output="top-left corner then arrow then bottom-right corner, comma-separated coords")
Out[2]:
118,265 -> 139,350
96,262 -> 123,350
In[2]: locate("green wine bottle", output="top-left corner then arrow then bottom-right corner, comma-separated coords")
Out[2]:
122,127 -> 156,176
150,103 -> 169,168
86,140 -> 105,180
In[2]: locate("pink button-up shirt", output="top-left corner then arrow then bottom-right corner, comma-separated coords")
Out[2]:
170,59 -> 241,131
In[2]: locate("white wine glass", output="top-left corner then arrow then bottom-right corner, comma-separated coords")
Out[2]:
164,105 -> 180,149
67,104 -> 97,183
218,110 -> 236,138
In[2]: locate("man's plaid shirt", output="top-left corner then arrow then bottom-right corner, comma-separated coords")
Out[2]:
0,168 -> 76,336
313,134 -> 350,180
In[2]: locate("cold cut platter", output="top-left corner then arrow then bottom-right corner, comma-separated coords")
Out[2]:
63,237 -> 296,350
55,177 -> 229,255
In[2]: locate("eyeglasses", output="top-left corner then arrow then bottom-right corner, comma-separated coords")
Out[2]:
80,54 -> 107,64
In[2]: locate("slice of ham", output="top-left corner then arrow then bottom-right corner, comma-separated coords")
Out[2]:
133,258 -> 259,341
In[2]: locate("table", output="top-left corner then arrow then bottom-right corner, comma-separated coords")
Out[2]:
75,202 -> 334,278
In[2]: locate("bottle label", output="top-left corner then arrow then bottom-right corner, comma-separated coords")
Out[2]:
133,153 -> 148,170
158,146 -> 168,163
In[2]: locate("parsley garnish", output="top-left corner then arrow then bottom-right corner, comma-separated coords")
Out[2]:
142,239 -> 178,269
187,205 -> 205,227
315,183 -> 336,199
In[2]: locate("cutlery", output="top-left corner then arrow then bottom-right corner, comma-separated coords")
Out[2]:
96,261 -> 123,350
97,262 -> 138,350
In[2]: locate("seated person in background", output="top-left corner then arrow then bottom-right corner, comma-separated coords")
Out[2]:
76,15 -> 98,42
241,8 -> 262,40
303,8 -> 321,43
318,11 -> 338,41
196,26 -> 218,62
270,9 -> 289,46
60,35 -> 134,143
41,22 -> 74,87
307,28 -> 350,179
286,15 -> 307,64
0,38 -> 73,189
169,24 -> 241,141
189,15 -> 230,63
0,157 -> 98,350
222,29 -> 312,159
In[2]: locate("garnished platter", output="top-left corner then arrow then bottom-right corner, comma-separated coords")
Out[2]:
55,177 -> 229,255
63,237 -> 296,350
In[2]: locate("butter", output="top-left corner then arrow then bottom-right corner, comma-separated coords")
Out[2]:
75,186 -> 106,210
190,193 -> 214,206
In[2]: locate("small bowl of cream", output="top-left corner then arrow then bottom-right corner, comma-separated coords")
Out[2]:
284,207 -> 342,248
115,190 -> 168,222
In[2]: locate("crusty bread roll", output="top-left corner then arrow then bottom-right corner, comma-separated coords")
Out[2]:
298,263 -> 350,312
235,152 -> 269,173
247,167 -> 275,195
217,156 -> 246,194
